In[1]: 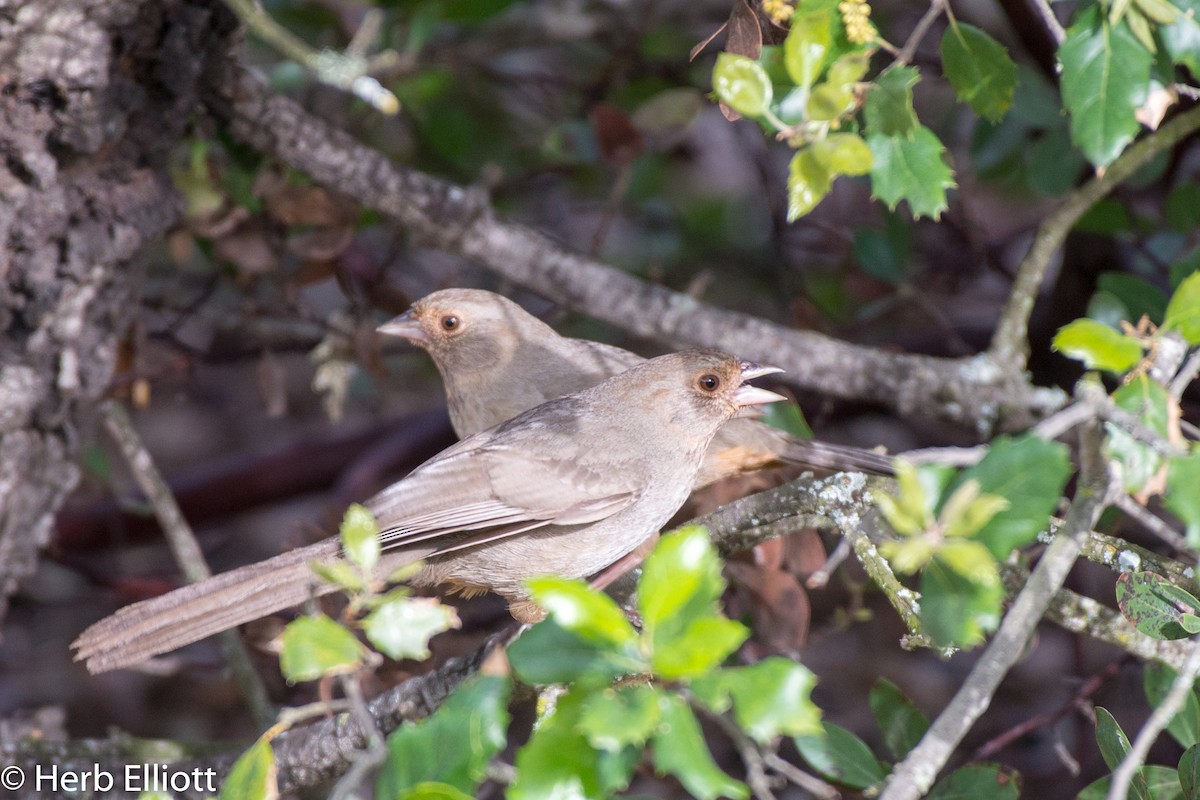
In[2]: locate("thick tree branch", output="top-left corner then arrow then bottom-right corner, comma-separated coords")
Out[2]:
200,65 -> 1066,433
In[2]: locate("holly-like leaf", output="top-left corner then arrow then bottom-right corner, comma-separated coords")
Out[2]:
920,547 -> 1003,647
1052,318 -> 1144,373
508,618 -> 636,685
1165,271 -> 1200,344
279,616 -> 365,681
528,576 -> 637,647
713,53 -> 773,117
795,722 -> 888,789
1116,571 -> 1200,640
939,23 -> 1017,122
950,435 -> 1072,558
1105,376 -> 1172,495
1097,272 -> 1168,324
1059,10 -> 1152,167
340,503 -> 379,571
653,694 -> 749,800
788,147 -> 834,221
1144,662 -> 1200,749
639,526 -> 728,652
868,126 -> 956,219
364,596 -> 460,661
928,764 -> 1019,799
812,132 -> 873,176
220,737 -> 277,800
377,675 -> 511,798
870,679 -> 930,760
864,67 -> 919,137
649,616 -> 749,679
692,658 -> 822,743
783,12 -> 833,90
579,685 -> 662,751
1162,0 -> 1200,74
1167,453 -> 1200,548
511,688 -> 636,800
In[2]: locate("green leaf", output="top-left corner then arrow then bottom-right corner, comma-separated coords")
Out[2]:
1097,273 -> 1168,324
783,12 -> 833,90
528,576 -> 637,647
787,148 -> 834,221
1116,571 -> 1200,640
364,596 -> 459,661
1180,743 -> 1200,800
692,658 -> 822,743
1079,766 -> 1181,800
279,616 -> 365,682
1162,0 -> 1200,75
1059,10 -> 1152,167
713,53 -> 773,117
651,616 -> 748,679
854,213 -> 911,284
1167,454 -> 1200,548
870,679 -> 930,760
868,126 -> 956,220
809,52 -> 871,120
310,560 -> 367,592
939,23 -> 1017,122
1105,376 -> 1171,494
760,401 -> 814,439
812,132 -> 873,175
1165,272 -> 1200,344
639,526 -> 727,650
864,67 -> 919,137
339,503 -> 379,571
1052,319 -> 1144,373
508,618 -> 635,685
511,689 -> 636,800
795,722 -> 887,790
1168,183 -> 1200,232
1096,707 -> 1133,769
1028,125 -> 1087,196
1144,663 -> 1200,748
920,549 -> 1003,647
939,481 -> 1010,540
653,694 -> 749,800
951,435 -> 1072,558
377,675 -> 511,798
220,738 -> 277,800
396,783 -> 475,800
579,685 -> 662,751
928,764 -> 1020,800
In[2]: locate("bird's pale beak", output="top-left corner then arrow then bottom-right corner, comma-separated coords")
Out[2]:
377,310 -> 428,344
733,361 -> 786,407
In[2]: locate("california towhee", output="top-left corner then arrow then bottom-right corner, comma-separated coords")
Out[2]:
379,288 -> 894,483
73,351 -> 784,673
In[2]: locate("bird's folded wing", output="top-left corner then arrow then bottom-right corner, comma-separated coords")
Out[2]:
370,443 -> 639,551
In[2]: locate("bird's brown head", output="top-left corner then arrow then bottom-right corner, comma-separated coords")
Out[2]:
613,350 -> 786,431
378,289 -> 551,374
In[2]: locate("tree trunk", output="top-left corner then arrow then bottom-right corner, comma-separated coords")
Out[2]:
0,0 -> 236,622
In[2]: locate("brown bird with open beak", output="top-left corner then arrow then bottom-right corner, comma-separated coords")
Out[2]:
74,351 -> 784,673
379,288 -> 894,484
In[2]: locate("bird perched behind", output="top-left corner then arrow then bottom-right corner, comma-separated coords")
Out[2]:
380,288 -> 895,485
74,351 -> 783,673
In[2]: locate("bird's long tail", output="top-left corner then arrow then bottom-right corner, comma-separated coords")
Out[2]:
777,435 -> 896,476
72,539 -> 428,674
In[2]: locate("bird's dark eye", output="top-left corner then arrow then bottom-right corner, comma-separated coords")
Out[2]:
698,373 -> 721,392
441,315 -> 460,331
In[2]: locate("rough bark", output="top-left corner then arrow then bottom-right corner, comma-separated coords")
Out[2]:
0,0 -> 237,622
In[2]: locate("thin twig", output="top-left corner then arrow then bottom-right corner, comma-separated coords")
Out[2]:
329,674 -> 389,800
1106,643 -> 1200,800
1170,348 -> 1200,399
896,0 -> 948,66
1032,402 -> 1094,442
806,537 -> 851,589
991,105 -> 1200,369
900,445 -> 988,467
880,418 -> 1111,800
1114,493 -> 1189,551
1029,0 -> 1066,44
98,400 -> 274,728
698,702 -> 781,800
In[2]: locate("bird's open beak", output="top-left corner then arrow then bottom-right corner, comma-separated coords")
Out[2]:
377,310 -> 428,344
733,361 -> 786,407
